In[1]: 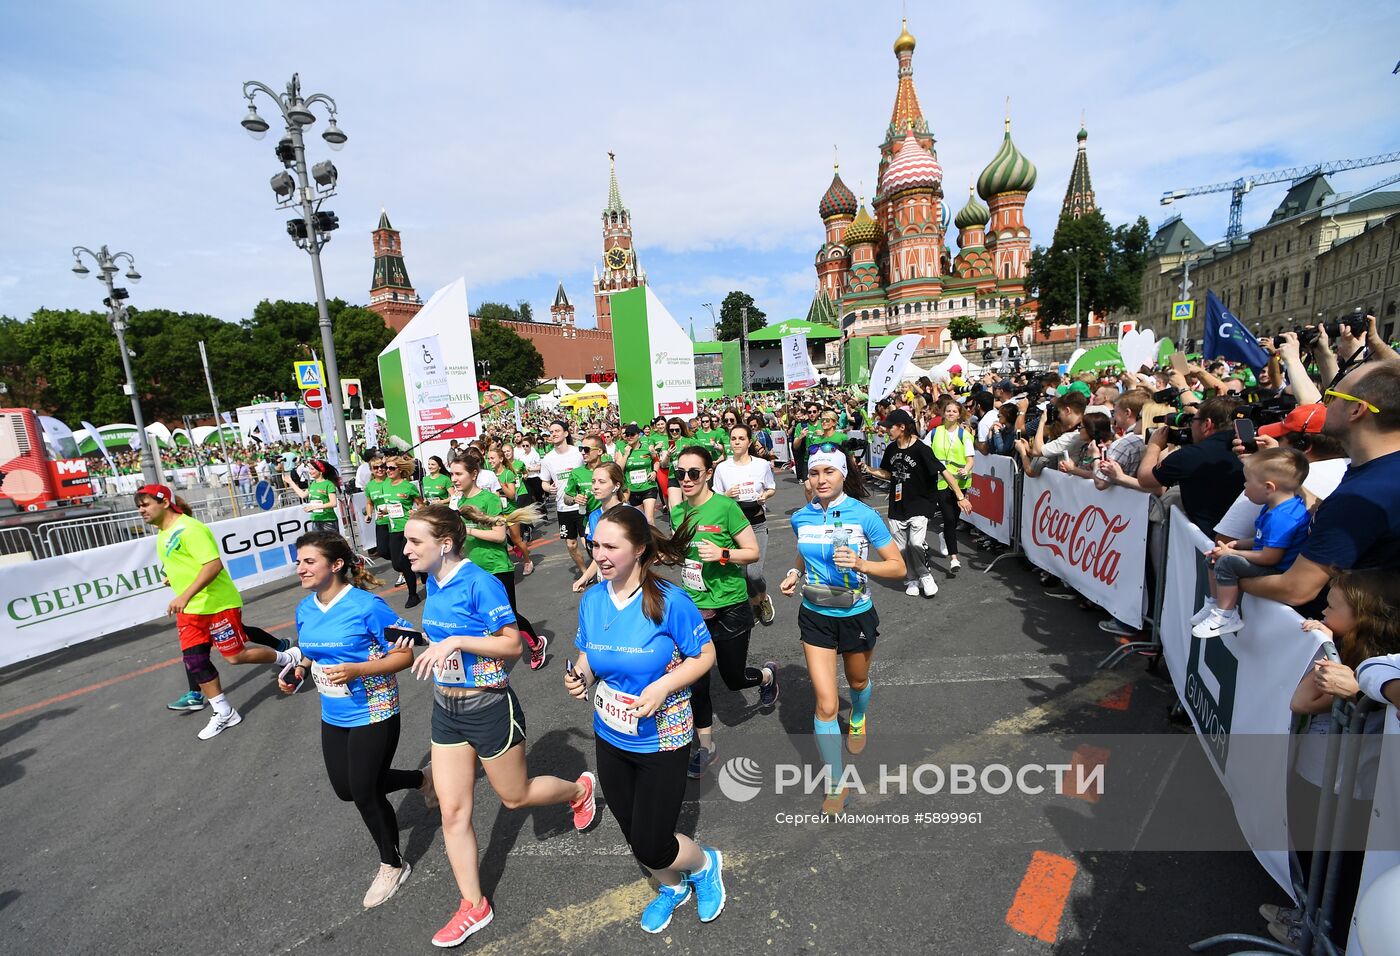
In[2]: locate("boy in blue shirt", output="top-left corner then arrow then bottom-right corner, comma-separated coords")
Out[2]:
1194,447 -> 1312,638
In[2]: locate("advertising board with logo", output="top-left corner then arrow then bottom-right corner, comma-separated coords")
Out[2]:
966,454 -> 1016,546
0,506 -> 313,667
1019,469 -> 1148,627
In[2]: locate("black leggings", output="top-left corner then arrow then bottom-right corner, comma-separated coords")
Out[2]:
181,626 -> 281,692
524,477 -> 545,509
935,487 -> 962,557
386,531 -> 419,597
493,570 -> 538,645
374,523 -> 390,559
692,603 -> 760,731
320,714 -> 424,866
595,738 -> 689,871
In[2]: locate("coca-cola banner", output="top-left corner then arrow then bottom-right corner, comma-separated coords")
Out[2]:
1019,469 -> 1149,627
966,454 -> 1017,546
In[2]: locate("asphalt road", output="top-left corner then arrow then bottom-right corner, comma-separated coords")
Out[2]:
0,473 -> 1282,955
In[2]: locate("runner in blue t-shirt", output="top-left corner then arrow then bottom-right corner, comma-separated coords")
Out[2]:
399,505 -> 598,949
564,504 -> 727,935
779,444 -> 905,815
279,530 -> 428,910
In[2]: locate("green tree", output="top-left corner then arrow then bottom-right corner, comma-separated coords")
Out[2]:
516,299 -> 534,323
11,309 -> 128,423
473,319 -> 545,395
1026,211 -> 1151,336
477,301 -> 523,323
332,305 -> 396,400
999,305 -> 1031,337
716,291 -> 767,341
945,315 -> 987,344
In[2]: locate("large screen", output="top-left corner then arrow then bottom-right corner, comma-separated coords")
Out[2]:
695,353 -> 724,389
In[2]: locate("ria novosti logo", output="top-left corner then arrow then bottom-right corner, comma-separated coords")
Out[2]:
717,757 -> 764,803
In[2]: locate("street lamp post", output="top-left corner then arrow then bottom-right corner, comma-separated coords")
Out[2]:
1071,245 -> 1082,351
239,73 -> 352,466
1178,237 -> 1198,346
70,245 -> 160,484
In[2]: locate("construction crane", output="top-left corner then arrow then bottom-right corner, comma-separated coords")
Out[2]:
1160,151 -> 1400,241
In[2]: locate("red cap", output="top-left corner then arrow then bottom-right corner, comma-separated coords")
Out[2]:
135,484 -> 182,513
1258,403 -> 1327,439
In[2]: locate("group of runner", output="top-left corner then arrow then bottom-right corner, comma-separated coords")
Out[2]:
140,394 -> 981,943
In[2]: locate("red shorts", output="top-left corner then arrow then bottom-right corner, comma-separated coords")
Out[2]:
177,608 -> 248,656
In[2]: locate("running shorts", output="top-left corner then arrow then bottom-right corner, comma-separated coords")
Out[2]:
431,687 -> 526,759
557,510 -> 585,541
177,607 -> 248,656
798,604 -> 879,654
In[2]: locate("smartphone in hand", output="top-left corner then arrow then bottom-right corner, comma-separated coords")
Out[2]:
385,626 -> 428,647
1233,419 -> 1258,455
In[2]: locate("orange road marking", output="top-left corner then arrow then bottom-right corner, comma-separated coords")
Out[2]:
1096,683 -> 1133,711
1005,850 -> 1078,943
1065,745 -> 1111,804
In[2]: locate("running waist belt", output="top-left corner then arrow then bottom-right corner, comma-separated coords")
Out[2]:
802,582 -> 864,609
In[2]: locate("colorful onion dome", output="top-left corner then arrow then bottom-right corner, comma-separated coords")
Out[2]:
977,118 -> 1037,200
954,185 -> 989,229
819,168 -> 858,220
881,129 -> 942,196
893,19 -> 916,54
1077,126 -> 1088,142
842,203 -> 879,246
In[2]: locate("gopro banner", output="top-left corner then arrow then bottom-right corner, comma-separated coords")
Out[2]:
0,506 -> 313,667
1019,469 -> 1148,627
612,287 -> 697,425
967,454 -> 1017,546
1160,507 -> 1324,899
781,332 -> 817,392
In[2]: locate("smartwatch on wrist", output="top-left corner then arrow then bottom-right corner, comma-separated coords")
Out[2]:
720,549 -> 730,565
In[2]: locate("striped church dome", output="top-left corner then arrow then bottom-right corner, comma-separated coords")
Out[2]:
819,169 -> 858,220
977,119 -> 1037,200
880,129 -> 942,197
954,185 -> 989,229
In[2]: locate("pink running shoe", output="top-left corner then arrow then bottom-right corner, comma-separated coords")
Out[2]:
571,771 -> 597,832
432,896 -> 493,948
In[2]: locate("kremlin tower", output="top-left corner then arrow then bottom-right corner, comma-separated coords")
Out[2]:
816,19 -> 1037,354
368,210 -> 423,332
592,152 -> 645,333
1061,123 -> 1096,219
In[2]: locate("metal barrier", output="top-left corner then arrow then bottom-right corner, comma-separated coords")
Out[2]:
1191,697 -> 1383,956
0,526 -> 39,560
1097,493 -> 1170,670
38,510 -> 154,556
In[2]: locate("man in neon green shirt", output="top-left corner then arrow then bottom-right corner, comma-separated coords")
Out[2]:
138,484 -> 303,740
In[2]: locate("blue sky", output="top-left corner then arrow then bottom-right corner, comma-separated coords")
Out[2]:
3,1 -> 1399,342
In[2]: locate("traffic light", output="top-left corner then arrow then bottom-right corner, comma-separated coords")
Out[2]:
342,379 -> 362,421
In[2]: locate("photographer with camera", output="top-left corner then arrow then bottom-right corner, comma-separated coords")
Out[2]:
1136,396 -> 1244,536
1014,391 -> 1087,479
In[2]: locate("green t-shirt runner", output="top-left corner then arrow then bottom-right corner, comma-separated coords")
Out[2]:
563,463 -> 600,515
156,514 -> 243,615
621,444 -> 658,493
306,478 -> 338,524
667,436 -> 702,482
364,477 -> 392,527
669,492 -> 750,609
382,479 -> 421,533
421,472 -> 452,501
454,488 -> 513,575
696,428 -> 728,461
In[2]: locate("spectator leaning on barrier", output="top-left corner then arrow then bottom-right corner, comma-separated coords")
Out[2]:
1241,360 -> 1400,608
1135,395 -> 1244,537
1093,391 -> 1148,491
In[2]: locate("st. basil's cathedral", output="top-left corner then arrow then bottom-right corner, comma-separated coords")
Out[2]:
815,19 -> 1041,353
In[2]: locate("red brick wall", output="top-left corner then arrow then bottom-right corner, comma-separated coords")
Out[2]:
469,318 -> 614,379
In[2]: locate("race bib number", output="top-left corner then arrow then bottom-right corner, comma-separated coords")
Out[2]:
593,680 -> 640,736
433,648 -> 468,686
310,662 -> 351,698
386,501 -> 405,519
630,469 -> 649,486
449,493 -> 462,511
736,482 -> 759,503
683,558 -> 707,591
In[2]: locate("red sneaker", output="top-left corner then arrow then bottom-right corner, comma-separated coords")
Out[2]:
432,896 -> 493,948
571,771 -> 597,832
528,633 -> 548,670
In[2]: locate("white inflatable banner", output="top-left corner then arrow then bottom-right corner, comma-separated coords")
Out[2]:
1019,469 -> 1149,627
0,506 -> 313,667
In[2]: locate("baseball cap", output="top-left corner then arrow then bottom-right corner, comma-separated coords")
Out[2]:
1259,403 -> 1326,439
623,423 -> 641,437
881,409 -> 917,431
1066,381 -> 1093,400
135,484 -> 183,513
949,364 -> 962,374
994,379 -> 1015,394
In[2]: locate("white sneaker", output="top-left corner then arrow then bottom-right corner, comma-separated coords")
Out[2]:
395,573 -> 406,586
935,534 -> 949,557
197,708 -> 242,740
363,861 -> 411,908
919,575 -> 939,598
1190,600 -> 1219,627
905,581 -> 920,596
1192,609 -> 1243,639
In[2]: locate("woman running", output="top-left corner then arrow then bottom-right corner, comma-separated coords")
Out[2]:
421,456 -> 453,503
779,445 -> 905,814
671,445 -> 778,779
362,452 -> 391,561
299,459 -> 341,528
385,456 -> 424,606
279,530 -> 433,909
573,462 -> 629,591
488,445 -> 535,576
404,505 -> 597,948
713,424 -> 778,626
564,505 -> 726,934
619,423 -> 663,526
664,417 -> 695,510
447,454 -> 548,670
926,398 -> 975,573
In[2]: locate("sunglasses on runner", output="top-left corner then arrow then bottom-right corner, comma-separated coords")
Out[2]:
807,441 -> 843,458
1323,389 -> 1380,414
669,426 -> 682,433
676,467 -> 706,481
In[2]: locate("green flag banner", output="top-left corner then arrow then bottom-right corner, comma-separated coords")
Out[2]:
612,287 -> 697,425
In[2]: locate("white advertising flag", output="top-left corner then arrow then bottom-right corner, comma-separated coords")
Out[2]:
866,334 -> 922,413
782,333 -> 817,392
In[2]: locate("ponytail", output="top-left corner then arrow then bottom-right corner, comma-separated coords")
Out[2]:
597,504 -> 696,624
294,529 -> 383,589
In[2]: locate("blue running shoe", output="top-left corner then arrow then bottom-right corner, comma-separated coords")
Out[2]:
167,691 -> 206,712
688,847 -> 725,922
639,882 -> 690,934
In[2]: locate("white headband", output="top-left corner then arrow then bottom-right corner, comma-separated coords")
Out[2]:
807,449 -> 848,476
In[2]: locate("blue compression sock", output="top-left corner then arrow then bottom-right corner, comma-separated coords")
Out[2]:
850,684 -> 872,728
814,717 -> 843,792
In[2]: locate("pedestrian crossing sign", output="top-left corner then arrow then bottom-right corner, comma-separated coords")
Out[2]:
1171,300 -> 1195,321
294,360 -> 324,391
